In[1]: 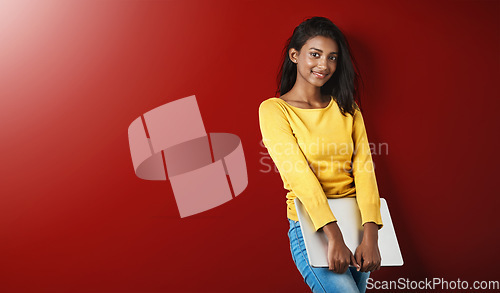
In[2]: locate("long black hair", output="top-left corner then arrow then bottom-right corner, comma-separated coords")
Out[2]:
276,16 -> 363,116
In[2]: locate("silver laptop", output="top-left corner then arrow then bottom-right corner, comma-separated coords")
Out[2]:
294,197 -> 403,267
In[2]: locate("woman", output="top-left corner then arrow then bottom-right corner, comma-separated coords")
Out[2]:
258,17 -> 384,293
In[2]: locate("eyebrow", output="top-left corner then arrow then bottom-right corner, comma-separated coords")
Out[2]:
310,47 -> 338,54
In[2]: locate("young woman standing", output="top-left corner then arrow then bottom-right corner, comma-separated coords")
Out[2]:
259,17 -> 383,293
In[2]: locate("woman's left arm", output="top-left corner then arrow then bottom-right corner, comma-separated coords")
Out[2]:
351,109 -> 383,272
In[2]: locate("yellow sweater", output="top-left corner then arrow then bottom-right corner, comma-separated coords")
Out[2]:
258,96 -> 383,231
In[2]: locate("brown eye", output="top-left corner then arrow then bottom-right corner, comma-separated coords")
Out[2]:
310,52 -> 320,57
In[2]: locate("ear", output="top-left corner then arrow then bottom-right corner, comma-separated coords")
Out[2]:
289,48 -> 299,64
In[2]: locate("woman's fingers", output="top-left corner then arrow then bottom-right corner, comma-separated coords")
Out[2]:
350,253 -> 360,270
374,256 -> 382,271
365,259 -> 374,272
366,252 -> 381,272
365,256 -> 381,272
341,259 -> 349,274
334,258 -> 341,273
355,251 -> 363,272
331,255 -> 349,274
327,240 -> 362,274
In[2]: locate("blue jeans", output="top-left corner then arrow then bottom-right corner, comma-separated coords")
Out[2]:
288,218 -> 370,293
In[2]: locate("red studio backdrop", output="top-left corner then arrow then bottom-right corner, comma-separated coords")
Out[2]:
1,0 -> 498,292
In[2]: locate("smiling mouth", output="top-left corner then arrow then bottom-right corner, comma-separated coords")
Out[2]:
312,71 -> 328,79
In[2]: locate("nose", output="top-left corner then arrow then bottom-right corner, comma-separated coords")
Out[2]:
317,57 -> 327,70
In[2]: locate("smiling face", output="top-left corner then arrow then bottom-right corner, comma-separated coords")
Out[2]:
289,35 -> 339,88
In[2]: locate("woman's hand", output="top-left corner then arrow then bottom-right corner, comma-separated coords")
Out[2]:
321,221 -> 360,274
327,238 -> 359,274
355,222 -> 381,272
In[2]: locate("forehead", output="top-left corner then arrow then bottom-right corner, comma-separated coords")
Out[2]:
303,36 -> 339,52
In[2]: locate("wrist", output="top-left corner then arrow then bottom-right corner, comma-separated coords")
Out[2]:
321,221 -> 343,242
362,222 -> 379,243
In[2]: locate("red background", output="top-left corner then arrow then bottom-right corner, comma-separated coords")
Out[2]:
1,0 -> 498,292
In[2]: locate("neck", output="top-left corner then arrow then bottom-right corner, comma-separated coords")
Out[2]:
288,79 -> 325,104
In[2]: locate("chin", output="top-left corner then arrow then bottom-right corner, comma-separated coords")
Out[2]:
310,79 -> 329,88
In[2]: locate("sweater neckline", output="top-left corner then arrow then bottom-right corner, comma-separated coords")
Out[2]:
276,96 -> 334,111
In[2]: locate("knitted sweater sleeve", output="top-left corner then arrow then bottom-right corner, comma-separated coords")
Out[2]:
352,109 -> 384,229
